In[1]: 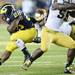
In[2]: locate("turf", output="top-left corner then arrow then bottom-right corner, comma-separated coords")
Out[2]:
0,25 -> 75,75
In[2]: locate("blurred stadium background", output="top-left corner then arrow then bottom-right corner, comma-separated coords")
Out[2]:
0,0 -> 75,75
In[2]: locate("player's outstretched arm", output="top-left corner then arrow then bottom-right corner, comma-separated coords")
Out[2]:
52,3 -> 75,10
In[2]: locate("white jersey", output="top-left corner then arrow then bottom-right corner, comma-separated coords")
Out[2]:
71,0 -> 75,3
34,23 -> 41,37
59,22 -> 72,35
57,0 -> 75,4
45,0 -> 68,31
52,0 -> 64,4
45,9 -> 64,31
59,18 -> 75,35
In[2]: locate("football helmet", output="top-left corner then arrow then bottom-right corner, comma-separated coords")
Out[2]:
34,8 -> 48,27
0,3 -> 16,22
0,3 -> 15,15
34,8 -> 47,21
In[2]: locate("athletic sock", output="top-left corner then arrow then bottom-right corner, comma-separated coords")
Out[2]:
22,47 -> 31,58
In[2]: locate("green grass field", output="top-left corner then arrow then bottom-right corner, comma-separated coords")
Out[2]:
0,25 -> 75,75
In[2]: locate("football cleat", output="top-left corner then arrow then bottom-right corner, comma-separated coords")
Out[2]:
33,37 -> 41,43
22,59 -> 32,70
0,3 -> 15,14
64,67 -> 72,74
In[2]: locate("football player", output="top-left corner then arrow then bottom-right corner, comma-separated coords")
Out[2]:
64,11 -> 75,74
57,17 -> 75,74
34,7 -> 75,74
33,5 -> 75,74
57,10 -> 75,74
33,8 -> 48,43
0,3 -> 38,66
23,0 -> 75,70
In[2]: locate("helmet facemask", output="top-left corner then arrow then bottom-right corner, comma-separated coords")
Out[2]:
0,4 -> 16,22
34,8 -> 48,27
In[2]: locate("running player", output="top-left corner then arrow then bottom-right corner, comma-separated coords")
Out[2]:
0,3 -> 37,66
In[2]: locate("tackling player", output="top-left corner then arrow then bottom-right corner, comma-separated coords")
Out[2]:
57,10 -> 75,74
0,3 -> 38,66
33,7 -> 75,74
33,5 -> 75,74
64,11 -> 75,74
33,8 -> 48,43
23,0 -> 75,70
57,17 -> 75,74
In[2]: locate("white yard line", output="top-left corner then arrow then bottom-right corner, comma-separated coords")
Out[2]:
0,61 -> 75,67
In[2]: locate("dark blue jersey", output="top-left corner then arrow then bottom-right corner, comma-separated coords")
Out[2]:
3,9 -> 37,30
18,16 -> 37,30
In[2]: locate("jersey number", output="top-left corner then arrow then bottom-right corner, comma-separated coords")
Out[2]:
57,10 -> 66,19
